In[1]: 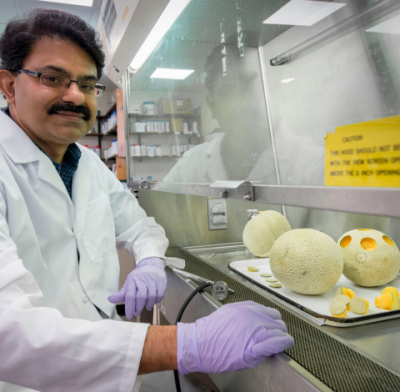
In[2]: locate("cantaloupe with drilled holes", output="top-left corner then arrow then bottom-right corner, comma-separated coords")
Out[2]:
338,229 -> 400,287
243,210 -> 291,257
269,229 -> 343,295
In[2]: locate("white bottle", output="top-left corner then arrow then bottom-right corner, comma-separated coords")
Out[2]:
95,145 -> 101,158
129,144 -> 135,156
134,143 -> 141,157
183,121 -> 189,134
156,145 -> 162,157
165,121 -> 170,133
141,143 -> 146,156
193,121 -> 198,134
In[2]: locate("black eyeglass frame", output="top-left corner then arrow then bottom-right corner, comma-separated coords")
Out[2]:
17,69 -> 106,97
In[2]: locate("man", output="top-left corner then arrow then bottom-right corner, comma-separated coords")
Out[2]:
0,9 -> 293,392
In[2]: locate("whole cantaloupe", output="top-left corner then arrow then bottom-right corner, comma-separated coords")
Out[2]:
243,210 -> 291,257
270,229 -> 343,295
338,229 -> 400,287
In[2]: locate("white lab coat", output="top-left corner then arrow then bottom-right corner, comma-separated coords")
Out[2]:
0,111 -> 183,392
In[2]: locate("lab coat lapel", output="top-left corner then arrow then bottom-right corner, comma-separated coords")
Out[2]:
71,154 -> 92,242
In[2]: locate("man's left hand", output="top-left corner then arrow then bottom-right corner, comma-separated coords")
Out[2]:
108,258 -> 167,319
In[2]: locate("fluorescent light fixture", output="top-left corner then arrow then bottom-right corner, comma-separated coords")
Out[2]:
281,78 -> 295,83
366,13 -> 400,35
130,0 -> 191,72
38,0 -> 93,5
151,68 -> 194,80
263,0 -> 346,26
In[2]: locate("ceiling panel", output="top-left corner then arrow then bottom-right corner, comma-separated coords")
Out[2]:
168,0 -> 293,47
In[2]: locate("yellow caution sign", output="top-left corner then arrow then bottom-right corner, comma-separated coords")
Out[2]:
325,116 -> 400,187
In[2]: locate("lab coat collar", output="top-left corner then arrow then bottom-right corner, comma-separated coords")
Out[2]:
0,110 -> 40,164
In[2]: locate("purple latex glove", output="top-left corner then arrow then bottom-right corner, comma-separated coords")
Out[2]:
108,257 -> 166,319
177,301 -> 294,374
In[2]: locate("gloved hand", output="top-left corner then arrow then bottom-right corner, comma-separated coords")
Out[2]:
177,301 -> 294,374
108,257 -> 166,319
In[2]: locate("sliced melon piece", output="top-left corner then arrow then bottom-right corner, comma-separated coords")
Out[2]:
265,278 -> 278,283
247,266 -> 259,272
329,302 -> 347,318
381,287 -> 400,297
338,229 -> 400,287
269,229 -> 343,295
349,297 -> 369,315
243,210 -> 291,257
375,292 -> 394,310
334,294 -> 351,310
391,297 -> 400,310
261,273 -> 273,278
269,283 -> 282,288
335,287 -> 355,299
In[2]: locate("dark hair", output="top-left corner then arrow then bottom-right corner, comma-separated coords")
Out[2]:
0,8 -> 105,79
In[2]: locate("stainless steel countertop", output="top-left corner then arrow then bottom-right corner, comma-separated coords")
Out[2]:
168,244 -> 400,381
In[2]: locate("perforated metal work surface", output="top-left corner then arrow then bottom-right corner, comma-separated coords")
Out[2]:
167,247 -> 400,392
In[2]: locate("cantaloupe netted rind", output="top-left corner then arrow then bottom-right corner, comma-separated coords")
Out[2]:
338,229 -> 400,287
334,294 -> 351,305
243,210 -> 291,258
349,297 -> 369,315
269,229 -> 343,295
329,302 -> 347,318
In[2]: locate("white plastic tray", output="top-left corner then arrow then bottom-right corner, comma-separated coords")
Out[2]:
229,258 -> 400,327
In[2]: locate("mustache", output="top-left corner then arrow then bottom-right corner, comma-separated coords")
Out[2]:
48,103 -> 91,121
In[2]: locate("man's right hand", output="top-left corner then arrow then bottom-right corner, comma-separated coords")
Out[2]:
177,301 -> 294,375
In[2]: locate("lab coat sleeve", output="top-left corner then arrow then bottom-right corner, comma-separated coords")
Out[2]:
0,185 -> 149,392
105,165 -> 184,268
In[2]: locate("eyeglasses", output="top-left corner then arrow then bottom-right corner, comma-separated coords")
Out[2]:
17,69 -> 106,97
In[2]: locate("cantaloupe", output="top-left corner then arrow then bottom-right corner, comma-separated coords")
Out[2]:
329,302 -> 347,318
349,298 -> 369,315
269,229 -> 343,295
338,229 -> 400,287
243,210 -> 291,257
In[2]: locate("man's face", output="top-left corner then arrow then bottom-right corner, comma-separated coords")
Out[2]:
12,36 -> 98,146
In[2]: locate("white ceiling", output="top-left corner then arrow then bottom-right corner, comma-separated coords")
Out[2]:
0,0 -> 103,36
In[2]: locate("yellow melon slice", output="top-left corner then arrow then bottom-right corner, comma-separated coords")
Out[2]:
243,210 -> 291,257
335,287 -> 355,299
269,229 -> 343,295
349,298 -> 369,315
329,302 -> 347,318
375,292 -> 394,310
381,287 -> 400,297
338,229 -> 400,287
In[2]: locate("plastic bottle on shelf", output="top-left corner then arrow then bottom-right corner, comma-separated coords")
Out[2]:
83,144 -> 89,148
183,121 -> 189,134
95,145 -> 101,158
165,121 -> 170,133
89,146 -> 95,152
129,144 -> 135,156
134,143 -> 141,156
141,143 -> 146,156
193,121 -> 198,134
156,145 -> 162,157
